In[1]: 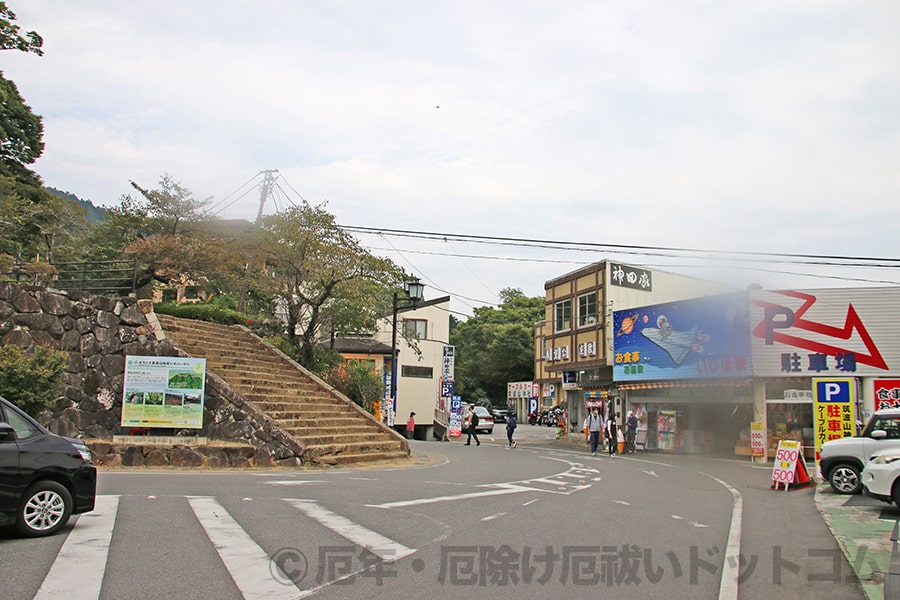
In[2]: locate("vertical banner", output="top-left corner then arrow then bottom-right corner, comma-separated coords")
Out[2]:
750,421 -> 765,458
449,395 -> 462,437
812,377 -> 857,464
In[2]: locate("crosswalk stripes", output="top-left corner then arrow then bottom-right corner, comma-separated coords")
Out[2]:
284,499 -> 415,561
33,494 -> 119,600
187,496 -> 307,600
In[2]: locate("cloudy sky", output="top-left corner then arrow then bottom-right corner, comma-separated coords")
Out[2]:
5,1 -> 900,316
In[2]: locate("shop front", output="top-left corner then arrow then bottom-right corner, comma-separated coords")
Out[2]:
621,382 -> 753,454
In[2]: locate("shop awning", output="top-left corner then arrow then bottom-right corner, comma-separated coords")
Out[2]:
617,379 -> 751,391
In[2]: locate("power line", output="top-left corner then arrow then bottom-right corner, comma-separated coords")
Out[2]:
341,225 -> 900,268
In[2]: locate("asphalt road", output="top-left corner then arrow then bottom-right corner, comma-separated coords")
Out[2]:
0,433 -> 866,600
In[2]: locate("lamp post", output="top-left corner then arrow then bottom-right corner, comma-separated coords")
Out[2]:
390,279 -> 425,418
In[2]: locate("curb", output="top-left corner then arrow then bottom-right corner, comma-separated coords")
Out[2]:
814,485 -> 896,600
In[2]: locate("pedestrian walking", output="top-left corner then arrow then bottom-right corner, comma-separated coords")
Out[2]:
607,412 -> 619,457
406,411 -> 416,440
464,406 -> 481,446
506,413 -> 518,448
587,407 -> 603,456
625,410 -> 638,454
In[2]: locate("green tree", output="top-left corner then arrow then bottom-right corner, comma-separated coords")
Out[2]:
0,74 -> 44,187
258,201 -> 403,368
0,344 -> 67,417
0,2 -> 43,56
449,288 -> 544,406
83,175 -> 246,297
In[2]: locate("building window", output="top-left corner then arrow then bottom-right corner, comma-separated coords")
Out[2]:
401,365 -> 433,378
161,289 -> 177,303
577,292 -> 598,327
554,300 -> 572,332
402,319 -> 427,340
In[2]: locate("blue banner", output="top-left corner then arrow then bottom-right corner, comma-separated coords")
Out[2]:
613,292 -> 753,381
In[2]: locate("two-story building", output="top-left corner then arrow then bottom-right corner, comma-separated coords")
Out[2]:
535,261 -> 731,434
326,295 -> 451,440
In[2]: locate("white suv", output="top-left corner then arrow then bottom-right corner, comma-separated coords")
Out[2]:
819,409 -> 900,494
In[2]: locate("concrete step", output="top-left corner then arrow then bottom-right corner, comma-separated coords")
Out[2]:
310,449 -> 410,466
296,432 -> 395,446
268,415 -> 367,427
303,439 -> 407,459
156,314 -> 407,467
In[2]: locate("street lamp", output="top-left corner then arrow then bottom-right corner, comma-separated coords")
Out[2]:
390,279 -> 425,417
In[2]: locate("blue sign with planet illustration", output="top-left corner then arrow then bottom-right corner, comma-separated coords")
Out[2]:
613,292 -> 753,382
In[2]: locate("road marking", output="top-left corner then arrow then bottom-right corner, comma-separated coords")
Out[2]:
705,474 -> 742,600
368,486 -> 530,508
614,500 -> 631,506
33,495 -> 119,600
263,480 -> 326,486
188,496 -> 303,599
285,499 -> 414,561
481,512 -> 507,522
522,499 -> 539,506
643,470 -> 659,477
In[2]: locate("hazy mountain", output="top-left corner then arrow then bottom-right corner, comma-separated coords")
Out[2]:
46,187 -> 107,223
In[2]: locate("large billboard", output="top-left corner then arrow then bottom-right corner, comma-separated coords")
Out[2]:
121,356 -> 206,429
750,288 -> 900,377
612,292 -> 753,382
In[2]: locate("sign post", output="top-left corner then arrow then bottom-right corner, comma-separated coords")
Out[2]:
812,377 -> 857,468
770,439 -> 815,491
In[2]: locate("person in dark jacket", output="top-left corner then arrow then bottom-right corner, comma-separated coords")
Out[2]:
624,410 -> 638,453
506,413 -> 518,448
464,406 -> 481,446
607,413 -> 619,458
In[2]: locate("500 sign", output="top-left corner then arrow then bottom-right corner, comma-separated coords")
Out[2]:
772,440 -> 802,486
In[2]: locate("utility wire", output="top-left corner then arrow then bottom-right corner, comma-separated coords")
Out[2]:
341,225 -> 900,268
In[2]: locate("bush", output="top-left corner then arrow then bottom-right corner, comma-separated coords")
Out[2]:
320,360 -> 384,411
264,335 -> 301,363
0,344 -> 68,418
153,301 -> 283,337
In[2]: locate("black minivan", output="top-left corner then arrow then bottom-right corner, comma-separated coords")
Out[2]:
0,395 -> 96,537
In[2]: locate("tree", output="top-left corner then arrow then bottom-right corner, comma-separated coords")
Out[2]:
84,175 -> 245,296
0,344 -> 67,418
449,288 -> 544,406
0,74 -> 44,187
0,2 -> 43,56
259,201 -> 403,368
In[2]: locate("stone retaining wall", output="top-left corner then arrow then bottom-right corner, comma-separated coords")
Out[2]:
0,283 -> 304,466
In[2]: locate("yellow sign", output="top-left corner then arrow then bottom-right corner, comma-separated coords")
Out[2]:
750,421 -> 765,458
812,378 -> 856,464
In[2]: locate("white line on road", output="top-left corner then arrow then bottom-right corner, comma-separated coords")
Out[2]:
481,512 -> 508,522
285,499 -> 415,561
263,480 -> 326,486
367,486 -> 531,509
33,495 -> 119,600
522,499 -> 539,506
188,496 -> 304,600
705,475 -> 742,600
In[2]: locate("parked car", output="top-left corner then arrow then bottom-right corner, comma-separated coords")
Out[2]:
0,395 -> 97,537
819,408 -> 900,494
462,406 -> 494,434
861,448 -> 900,508
491,406 -> 511,424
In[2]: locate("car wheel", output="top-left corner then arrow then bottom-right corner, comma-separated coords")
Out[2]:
892,480 -> 900,510
828,464 -> 862,495
16,481 -> 73,537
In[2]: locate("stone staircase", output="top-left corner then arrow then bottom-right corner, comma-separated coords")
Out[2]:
155,314 -> 409,466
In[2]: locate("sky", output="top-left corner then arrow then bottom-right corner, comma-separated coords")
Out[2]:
5,1 -> 900,317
